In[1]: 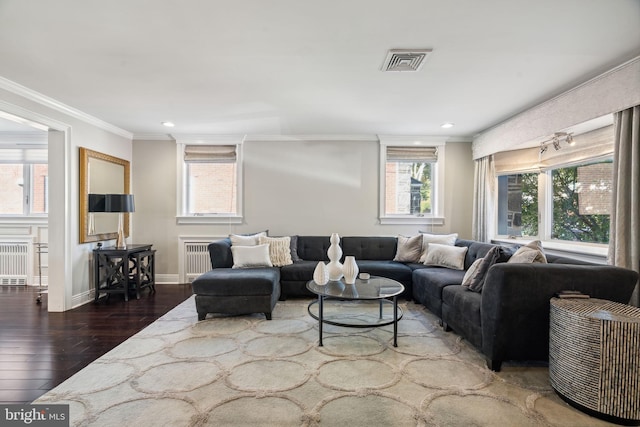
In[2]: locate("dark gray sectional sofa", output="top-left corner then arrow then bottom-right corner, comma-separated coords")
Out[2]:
422,239 -> 637,371
192,235 -> 638,371
280,236 -> 415,298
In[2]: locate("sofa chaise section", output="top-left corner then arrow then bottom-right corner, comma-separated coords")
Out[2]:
191,267 -> 280,321
191,238 -> 281,320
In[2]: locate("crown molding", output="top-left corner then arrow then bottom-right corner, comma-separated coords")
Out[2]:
132,133 -> 175,141
0,76 -> 133,140
378,135 -> 447,146
244,134 -> 379,143
171,134 -> 246,144
171,134 -> 380,143
146,133 -> 469,144
444,136 -> 473,143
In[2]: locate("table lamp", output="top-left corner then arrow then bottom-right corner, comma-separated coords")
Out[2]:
104,194 -> 135,250
87,193 -> 106,235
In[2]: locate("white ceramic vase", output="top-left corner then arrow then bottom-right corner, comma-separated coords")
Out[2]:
326,233 -> 343,281
313,261 -> 329,285
342,256 -> 359,285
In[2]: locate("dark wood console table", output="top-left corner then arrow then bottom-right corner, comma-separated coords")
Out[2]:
94,244 -> 156,302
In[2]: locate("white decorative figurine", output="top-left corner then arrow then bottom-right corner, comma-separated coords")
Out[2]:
342,256 -> 359,285
326,233 -> 343,281
313,261 -> 329,285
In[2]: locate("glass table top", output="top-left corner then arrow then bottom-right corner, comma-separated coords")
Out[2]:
306,276 -> 404,300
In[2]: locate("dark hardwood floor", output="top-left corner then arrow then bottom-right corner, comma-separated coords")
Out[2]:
0,284 -> 193,404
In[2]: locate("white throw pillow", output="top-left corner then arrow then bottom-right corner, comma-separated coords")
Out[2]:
230,231 -> 267,246
258,236 -> 293,267
230,244 -> 273,268
419,233 -> 458,263
423,243 -> 468,270
507,240 -> 547,264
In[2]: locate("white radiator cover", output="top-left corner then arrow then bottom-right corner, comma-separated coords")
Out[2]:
0,242 -> 29,285
178,236 -> 223,283
184,242 -> 210,282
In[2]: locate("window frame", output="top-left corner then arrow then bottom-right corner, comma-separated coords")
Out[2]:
378,136 -> 446,225
493,155 -> 613,257
0,149 -> 48,218
175,136 -> 244,225
545,156 -> 613,244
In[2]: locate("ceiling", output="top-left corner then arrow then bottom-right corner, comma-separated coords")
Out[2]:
0,0 -> 639,140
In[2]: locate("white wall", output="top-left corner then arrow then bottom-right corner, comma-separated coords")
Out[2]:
132,138 -> 474,278
1,83 -> 475,298
68,123 -> 131,301
0,87 -> 132,310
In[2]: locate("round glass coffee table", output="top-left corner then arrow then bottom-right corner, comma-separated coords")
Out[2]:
306,276 -> 404,347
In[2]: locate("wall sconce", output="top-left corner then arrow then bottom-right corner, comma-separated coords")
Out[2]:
540,132 -> 575,154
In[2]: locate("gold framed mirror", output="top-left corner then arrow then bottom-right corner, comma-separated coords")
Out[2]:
79,147 -> 131,243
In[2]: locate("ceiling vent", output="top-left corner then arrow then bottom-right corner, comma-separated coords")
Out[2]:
381,49 -> 432,72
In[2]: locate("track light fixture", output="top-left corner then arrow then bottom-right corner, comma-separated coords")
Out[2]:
540,132 -> 574,154
540,141 -> 548,154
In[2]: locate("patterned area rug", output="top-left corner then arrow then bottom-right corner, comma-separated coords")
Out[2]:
35,297 -> 616,426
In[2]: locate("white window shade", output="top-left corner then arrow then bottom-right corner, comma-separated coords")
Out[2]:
493,125 -> 614,174
538,126 -> 613,169
184,145 -> 236,163
493,147 -> 540,175
0,148 -> 47,164
386,146 -> 438,162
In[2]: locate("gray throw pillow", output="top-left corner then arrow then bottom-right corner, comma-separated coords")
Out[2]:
462,259 -> 482,287
393,235 -> 423,262
290,235 -> 301,261
462,246 -> 500,292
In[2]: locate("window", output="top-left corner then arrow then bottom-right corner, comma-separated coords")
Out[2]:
551,160 -> 611,244
494,125 -> 614,247
497,173 -> 538,237
496,159 -> 613,244
187,162 -> 236,214
379,138 -> 445,225
177,139 -> 243,224
0,146 -> 48,216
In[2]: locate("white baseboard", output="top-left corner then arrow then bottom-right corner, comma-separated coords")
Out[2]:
156,273 -> 180,284
70,273 -> 185,308
72,289 -> 93,308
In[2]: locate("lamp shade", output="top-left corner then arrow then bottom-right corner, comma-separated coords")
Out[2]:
88,194 -> 106,212
104,194 -> 135,213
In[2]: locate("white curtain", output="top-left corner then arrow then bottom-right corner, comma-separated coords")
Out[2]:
609,105 -> 640,307
472,156 -> 496,242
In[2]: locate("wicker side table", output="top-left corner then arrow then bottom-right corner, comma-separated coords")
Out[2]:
549,297 -> 640,425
